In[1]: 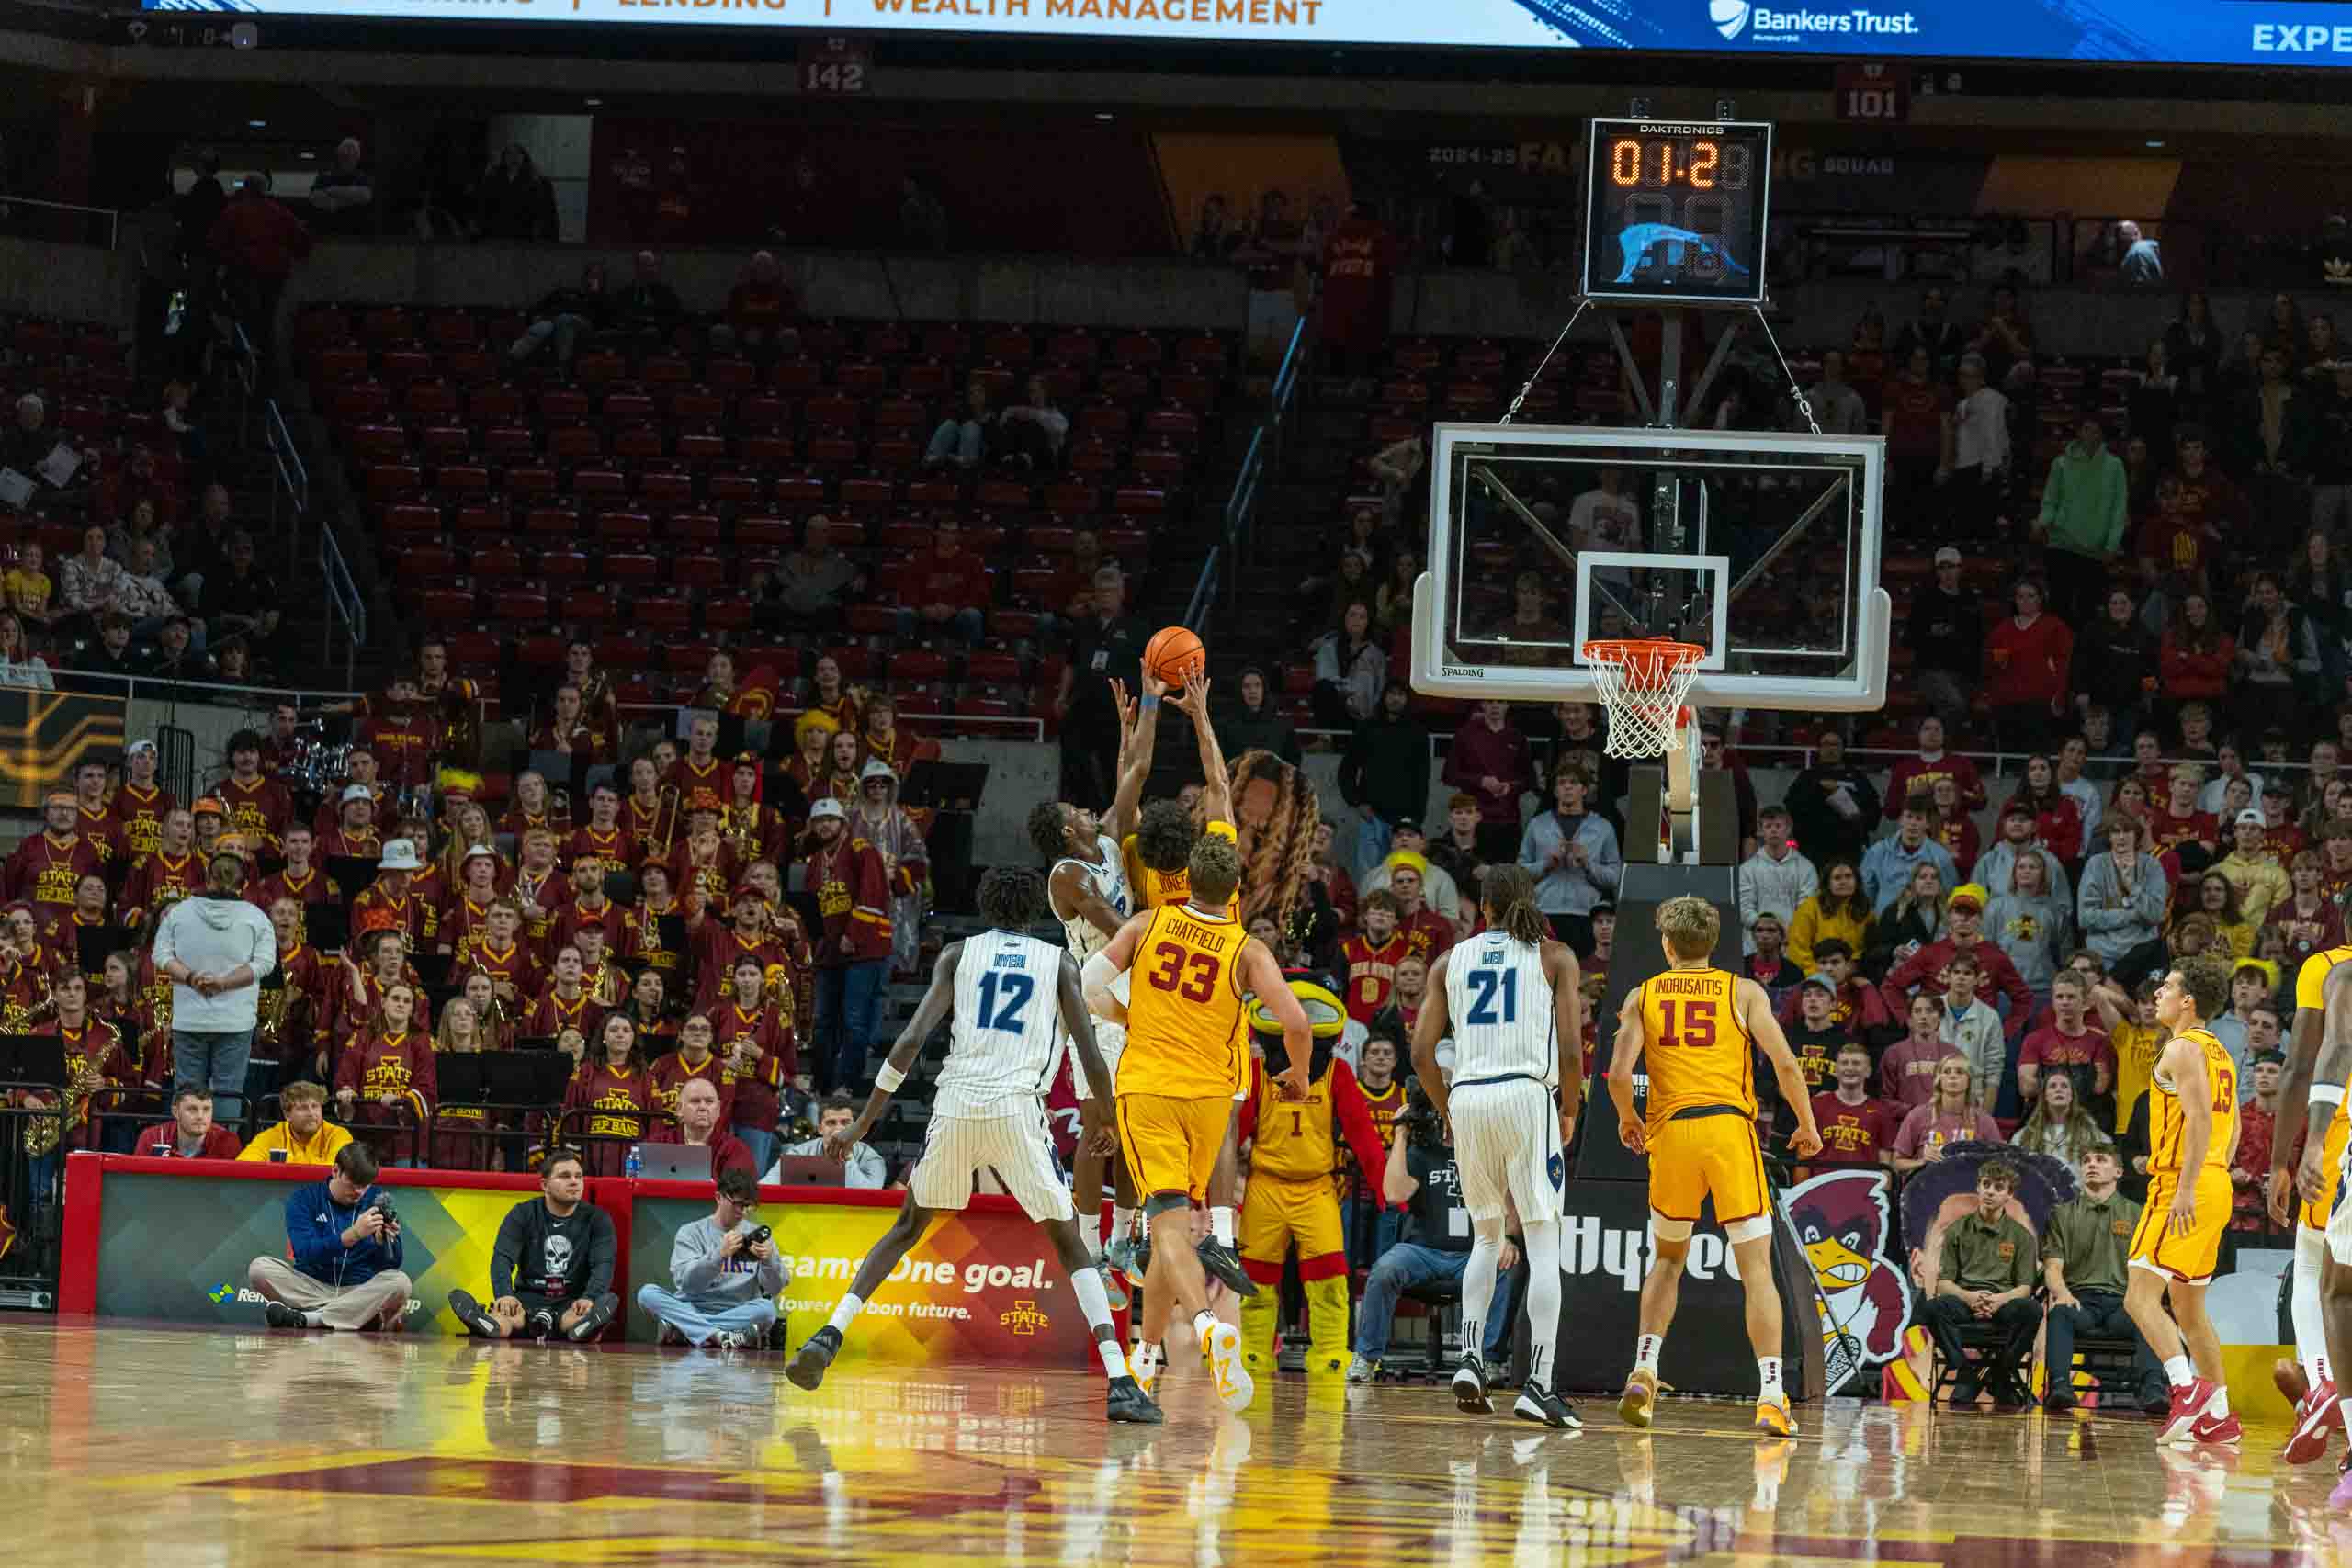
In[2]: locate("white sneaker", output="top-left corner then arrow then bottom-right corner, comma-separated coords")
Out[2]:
1199,1320 -> 1255,1412
715,1330 -> 746,1351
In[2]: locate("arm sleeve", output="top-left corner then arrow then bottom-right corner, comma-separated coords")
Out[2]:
490,1202 -> 528,1299
1330,1063 -> 1393,1208
1585,822 -> 1622,889
583,1208 -> 618,1299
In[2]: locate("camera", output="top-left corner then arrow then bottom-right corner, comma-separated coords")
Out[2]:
744,1224 -> 772,1247
1396,1080 -> 1445,1150
370,1193 -> 399,1232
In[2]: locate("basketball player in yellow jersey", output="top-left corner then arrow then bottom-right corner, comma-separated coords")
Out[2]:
2270,939 -> 2352,1463
2125,955 -> 2243,1446
1108,668 -> 1257,1298
1605,896 -> 1821,1438
1086,831 -> 1309,1412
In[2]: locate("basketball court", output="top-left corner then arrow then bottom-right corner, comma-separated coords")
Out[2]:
9,1319 -> 2336,1566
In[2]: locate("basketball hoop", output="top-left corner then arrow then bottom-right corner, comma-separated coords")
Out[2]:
1583,638 -> 1705,760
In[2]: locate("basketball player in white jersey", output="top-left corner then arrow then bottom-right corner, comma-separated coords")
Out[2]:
1408,863 -> 1585,1429
1028,677 -> 1151,1305
2271,938 -> 2352,1462
785,866 -> 1159,1424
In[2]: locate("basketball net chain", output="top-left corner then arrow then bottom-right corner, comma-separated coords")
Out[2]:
1751,303 -> 1823,437
1498,299 -> 1592,427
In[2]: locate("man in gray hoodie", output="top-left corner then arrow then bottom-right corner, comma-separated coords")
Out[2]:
638,1168 -> 790,1348
151,837 -> 277,1121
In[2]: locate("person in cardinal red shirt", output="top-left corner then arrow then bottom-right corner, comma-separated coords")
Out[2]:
641,1072 -> 756,1178
42,873 -> 114,980
662,715 -> 728,802
802,797 -> 891,1094
525,942 -> 609,1043
561,1012 -> 654,1177
251,824 -> 341,929
6,793 -> 105,922
1876,883 -> 2035,1026
499,771 -> 571,844
258,704 -> 303,778
438,844 -> 509,955
311,749 -> 390,841
690,650 -> 776,724
131,1085 -> 245,1158
121,807 -> 204,930
458,899 -> 544,1021
527,682 -> 612,766
358,678 -> 441,791
1983,577 -> 2075,754
1339,890 -> 1410,1025
1318,201 -> 1399,378
33,971 -> 136,1153
2146,762 -> 2221,864
647,1012 -> 737,1126
110,739 -> 178,863
1883,715 -> 1987,823
1806,1042 -> 1897,1171
554,854 -> 627,963
682,882 -> 790,1014
350,839 -> 439,953
215,728 -> 296,855
891,514 -> 990,644
620,756 -> 667,869
508,829 -> 571,963
709,953 -> 795,1175
68,760 -> 125,878
719,753 -> 788,868
622,863 -> 688,989
259,894 -> 330,1084
668,792 -> 739,912
334,979 -> 435,1167
565,783 -> 632,875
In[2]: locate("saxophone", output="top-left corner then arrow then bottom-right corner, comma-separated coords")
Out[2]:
24,1048 -> 106,1156
256,976 -> 301,1056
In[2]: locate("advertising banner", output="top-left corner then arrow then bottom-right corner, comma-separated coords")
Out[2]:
142,0 -> 2352,68
89,1168 -> 542,1330
0,692 -> 126,810
626,1190 -> 1101,1365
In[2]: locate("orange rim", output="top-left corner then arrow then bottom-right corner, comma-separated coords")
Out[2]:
1581,638 -> 1706,689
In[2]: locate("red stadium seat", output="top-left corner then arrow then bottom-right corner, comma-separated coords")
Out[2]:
492,589 -> 549,622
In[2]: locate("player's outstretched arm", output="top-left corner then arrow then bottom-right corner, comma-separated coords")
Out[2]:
1409,951 -> 1453,1119
1543,940 -> 1585,1126
1057,951 -> 1114,1103
2276,952 -> 2334,1219
1240,936 -> 1311,1100
1082,912 -> 1151,1025
837,942 -> 962,1156
1168,669 -> 1232,825
1604,987 -> 1646,1154
1743,978 -> 1821,1157
1107,671 -> 1163,842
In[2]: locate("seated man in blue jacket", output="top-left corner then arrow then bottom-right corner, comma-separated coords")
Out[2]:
246,1141 -> 413,1331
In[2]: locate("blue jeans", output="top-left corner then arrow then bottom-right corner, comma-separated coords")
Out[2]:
924,418 -> 984,467
174,1027 -> 254,1122
1353,1241 -> 1521,1366
636,1285 -> 778,1346
895,606 -> 984,643
733,1125 -> 779,1179
816,961 -> 888,1093
1354,811 -> 1395,884
2043,1288 -> 2165,1404
1342,1200 -> 1404,1272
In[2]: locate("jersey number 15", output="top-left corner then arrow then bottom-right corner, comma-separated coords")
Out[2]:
1657,998 -> 1717,1048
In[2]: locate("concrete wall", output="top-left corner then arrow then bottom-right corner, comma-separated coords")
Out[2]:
6,230 -> 2312,363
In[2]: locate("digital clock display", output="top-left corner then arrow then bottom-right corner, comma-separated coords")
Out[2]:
1582,119 -> 1773,306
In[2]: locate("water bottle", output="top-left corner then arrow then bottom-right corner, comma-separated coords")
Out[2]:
626,1145 -> 642,1179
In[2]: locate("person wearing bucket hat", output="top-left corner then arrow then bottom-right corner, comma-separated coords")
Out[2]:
3,790 -> 103,919
349,838 -> 438,953
854,759 -> 927,978
801,795 -> 893,1095
438,843 -> 508,954
318,782 -> 384,863
150,823 -> 277,1122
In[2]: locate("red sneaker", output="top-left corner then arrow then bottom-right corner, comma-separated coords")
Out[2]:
2288,1382 -> 2343,1465
2160,1379 -> 2216,1444
2190,1410 -> 2244,1445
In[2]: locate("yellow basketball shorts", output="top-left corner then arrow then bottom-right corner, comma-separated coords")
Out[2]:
1645,1112 -> 1770,1228
2132,1167 -> 2233,1284
1115,1092 -> 1229,1202
1238,1173 -> 1348,1288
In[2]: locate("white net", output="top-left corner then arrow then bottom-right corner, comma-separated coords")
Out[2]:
1585,641 -> 1704,760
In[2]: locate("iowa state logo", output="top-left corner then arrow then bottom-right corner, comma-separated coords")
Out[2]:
1785,1168 -> 1912,1389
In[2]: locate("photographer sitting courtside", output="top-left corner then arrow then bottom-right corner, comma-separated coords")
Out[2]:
1346,1081 -> 1524,1382
246,1142 -> 413,1331
637,1167 -> 790,1348
447,1147 -> 620,1343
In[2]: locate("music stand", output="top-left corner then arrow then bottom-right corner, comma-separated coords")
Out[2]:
525,748 -> 590,807
512,1034 -> 558,1053
442,1051 -> 571,1108
0,1034 -> 68,1090
75,925 -> 130,979
325,857 -> 381,912
899,759 -> 989,813
411,951 -> 456,991
305,900 -> 351,955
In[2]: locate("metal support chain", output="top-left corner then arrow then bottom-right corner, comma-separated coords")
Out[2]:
1752,302 -> 1823,436
1498,298 -> 1591,427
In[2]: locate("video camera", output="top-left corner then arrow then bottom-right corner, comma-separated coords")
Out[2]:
744,1224 -> 773,1247
1396,1078 -> 1445,1151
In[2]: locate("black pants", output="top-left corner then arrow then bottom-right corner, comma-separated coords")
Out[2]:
2044,1288 -> 2165,1404
1474,820 -> 1522,864
1923,1293 -> 2043,1400
2044,548 -> 2112,631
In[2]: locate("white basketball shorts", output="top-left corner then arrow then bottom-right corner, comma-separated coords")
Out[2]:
908,1109 -> 1076,1224
1449,1077 -> 1566,1226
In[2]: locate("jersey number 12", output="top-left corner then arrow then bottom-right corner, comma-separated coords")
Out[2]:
976,970 -> 1034,1033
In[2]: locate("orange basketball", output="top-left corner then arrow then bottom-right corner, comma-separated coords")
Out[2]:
1145,625 -> 1206,686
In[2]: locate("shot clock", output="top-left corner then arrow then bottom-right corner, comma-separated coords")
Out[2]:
1581,119 -> 1773,306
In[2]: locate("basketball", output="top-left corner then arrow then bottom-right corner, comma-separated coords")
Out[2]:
1145,626 -> 1206,686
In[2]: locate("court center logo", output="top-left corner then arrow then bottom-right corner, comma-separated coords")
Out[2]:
1000,1301 -> 1050,1336
1784,1168 -> 1911,1388
1709,0 -> 1751,39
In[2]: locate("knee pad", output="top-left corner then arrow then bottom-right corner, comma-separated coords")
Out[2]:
1649,1212 -> 1695,1244
1143,1191 -> 1192,1221
1724,1214 -> 1773,1246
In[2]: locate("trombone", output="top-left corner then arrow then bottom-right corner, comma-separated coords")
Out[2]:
651,784 -> 682,861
